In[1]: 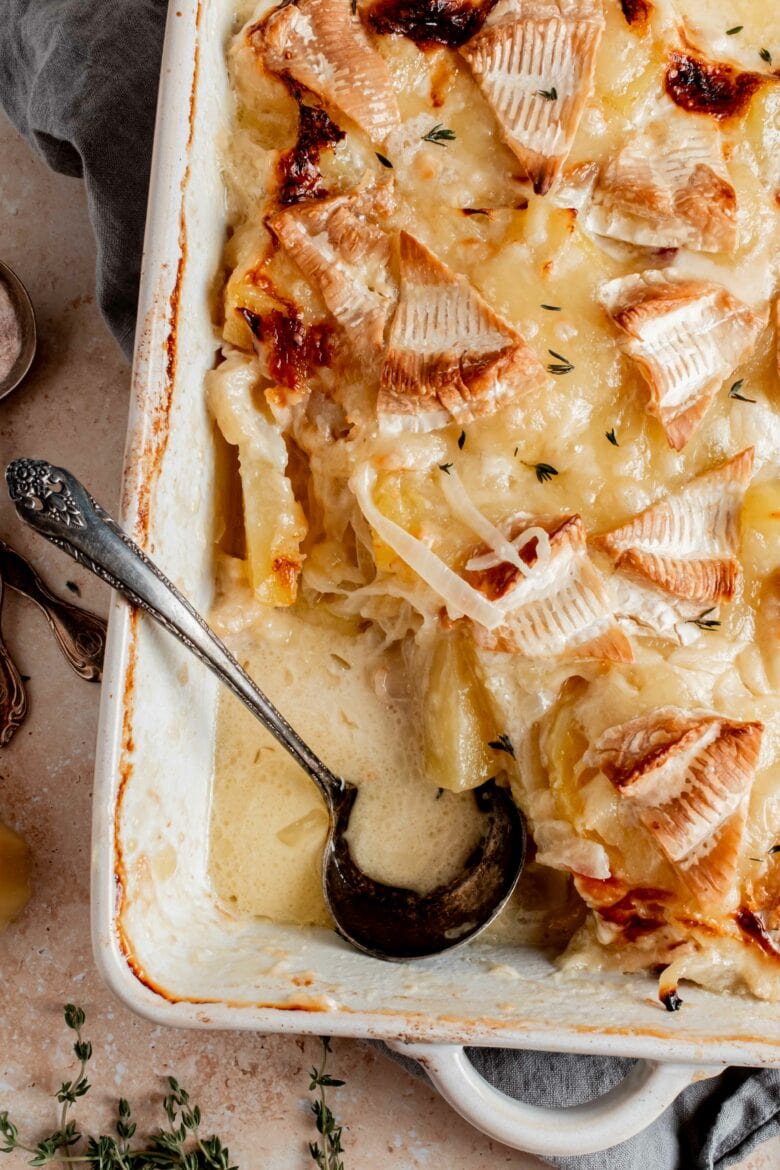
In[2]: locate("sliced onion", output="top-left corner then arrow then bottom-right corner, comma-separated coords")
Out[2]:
350,463 -> 508,629
439,466 -> 550,576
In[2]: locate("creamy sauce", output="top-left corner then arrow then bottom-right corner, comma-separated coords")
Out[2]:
209,586 -> 487,920
208,0 -> 780,998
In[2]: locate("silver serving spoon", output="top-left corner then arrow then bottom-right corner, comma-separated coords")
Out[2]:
5,458 -> 525,960
0,261 -> 36,400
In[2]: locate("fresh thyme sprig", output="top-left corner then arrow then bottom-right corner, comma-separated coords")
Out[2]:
546,349 -> 574,375
308,1039 -> 345,1170
422,123 -> 456,146
523,461 -> 559,484
0,1006 -> 237,1169
729,379 -> 756,403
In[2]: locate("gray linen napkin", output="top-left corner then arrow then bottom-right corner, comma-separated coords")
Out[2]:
1,3 -> 778,1167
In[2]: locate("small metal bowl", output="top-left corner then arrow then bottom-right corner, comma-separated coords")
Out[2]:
0,259 -> 37,401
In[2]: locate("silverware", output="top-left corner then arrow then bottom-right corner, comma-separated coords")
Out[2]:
0,540 -> 105,681
0,568 -> 27,746
5,458 -> 526,961
0,260 -> 36,401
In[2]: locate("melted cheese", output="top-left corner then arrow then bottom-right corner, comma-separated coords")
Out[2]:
209,0 -> 780,999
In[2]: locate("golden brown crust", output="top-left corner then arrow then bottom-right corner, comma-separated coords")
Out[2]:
460,1 -> 604,195
377,231 -> 547,429
595,448 -> 754,604
253,0 -> 401,142
665,50 -> 769,122
601,271 -> 764,449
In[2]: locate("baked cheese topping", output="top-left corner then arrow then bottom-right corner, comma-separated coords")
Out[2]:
209,0 -> 780,1002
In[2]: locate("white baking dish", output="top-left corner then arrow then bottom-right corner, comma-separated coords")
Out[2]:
91,0 -> 780,1156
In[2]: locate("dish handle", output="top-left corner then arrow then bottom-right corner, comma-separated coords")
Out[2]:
388,1041 -> 722,1156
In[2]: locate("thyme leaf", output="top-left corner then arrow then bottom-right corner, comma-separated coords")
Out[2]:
375,152 -> 393,168
546,349 -> 574,375
422,123 -> 456,146
537,87 -> 558,100
729,379 -> 756,402
488,733 -> 515,758
457,430 -> 466,450
760,47 -> 773,63
439,462 -> 454,474
605,428 -> 619,446
540,304 -> 561,311
687,607 -> 721,631
524,461 -> 559,484
726,25 -> 743,34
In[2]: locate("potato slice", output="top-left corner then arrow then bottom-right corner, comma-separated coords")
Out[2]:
419,629 -> 496,793
207,350 -> 307,606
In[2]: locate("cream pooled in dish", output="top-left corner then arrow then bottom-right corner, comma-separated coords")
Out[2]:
207,0 -> 780,1003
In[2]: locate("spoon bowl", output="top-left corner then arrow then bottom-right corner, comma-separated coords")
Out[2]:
0,260 -> 37,401
5,458 -> 526,961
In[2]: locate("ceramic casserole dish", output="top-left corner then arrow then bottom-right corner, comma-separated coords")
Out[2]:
92,0 -> 780,1156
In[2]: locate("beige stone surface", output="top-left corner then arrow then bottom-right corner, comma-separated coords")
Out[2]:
0,113 -> 777,1170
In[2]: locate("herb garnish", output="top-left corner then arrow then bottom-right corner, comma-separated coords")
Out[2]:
687,607 -> 721,631
605,428 -> 619,446
375,152 -> 393,168
65,580 -> 81,595
439,462 -> 454,474
457,430 -> 466,450
729,379 -> 756,403
422,123 -> 456,146
726,25 -> 743,34
0,1005 -> 238,1169
537,87 -> 558,100
541,304 -> 561,311
463,208 -> 490,217
489,733 -> 515,758
524,461 -> 559,484
308,1038 -> 346,1170
751,845 -> 780,861
547,349 -> 574,375
760,47 -> 773,64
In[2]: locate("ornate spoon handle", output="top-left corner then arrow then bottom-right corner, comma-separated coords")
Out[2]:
0,540 -> 106,681
0,573 -> 27,746
5,459 -> 342,806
